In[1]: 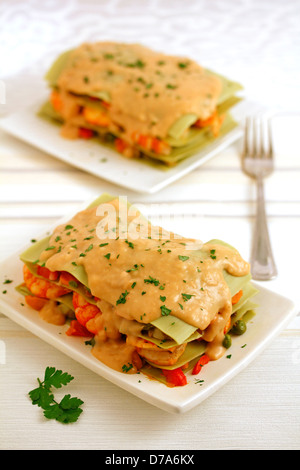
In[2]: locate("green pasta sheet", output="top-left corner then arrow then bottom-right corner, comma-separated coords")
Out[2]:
138,330 -> 201,349
37,101 -> 63,125
15,284 -> 74,315
139,113 -> 239,166
149,315 -> 198,346
166,95 -> 242,144
167,114 -> 198,140
45,49 -> 74,87
143,340 -> 207,372
232,282 -> 259,314
231,301 -> 258,326
207,68 -> 244,106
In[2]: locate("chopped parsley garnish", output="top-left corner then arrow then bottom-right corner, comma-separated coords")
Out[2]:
104,253 -> 111,260
85,244 -> 93,252
122,363 -> 133,373
64,225 -> 73,230
69,280 -> 78,289
160,295 -> 166,302
45,246 -> 55,251
126,59 -> 145,69
166,83 -> 177,89
99,243 -> 109,247
144,276 -> 160,286
178,255 -> 189,262
125,240 -> 134,249
160,305 -> 171,316
178,61 -> 189,68
116,290 -> 129,305
181,293 -> 194,302
126,264 -> 140,272
210,249 -> 216,259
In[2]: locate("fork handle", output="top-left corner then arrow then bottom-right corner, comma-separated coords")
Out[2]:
251,177 -> 278,280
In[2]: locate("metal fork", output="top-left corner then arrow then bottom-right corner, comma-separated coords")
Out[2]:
242,116 -> 278,280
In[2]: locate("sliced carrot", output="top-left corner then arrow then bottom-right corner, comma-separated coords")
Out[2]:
25,295 -> 48,311
65,319 -> 94,337
139,134 -> 152,150
194,111 -> 225,137
83,107 -> 110,127
194,111 -> 217,128
151,137 -> 170,155
162,368 -> 187,386
224,316 -> 231,334
50,90 -> 63,112
232,290 -> 243,305
131,132 -> 171,155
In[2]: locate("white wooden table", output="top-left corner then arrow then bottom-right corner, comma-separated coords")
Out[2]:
0,0 -> 299,450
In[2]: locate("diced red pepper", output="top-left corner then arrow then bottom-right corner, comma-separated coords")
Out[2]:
192,354 -> 210,375
162,368 -> 187,387
115,137 -> 129,154
65,319 -> 94,337
78,127 -> 94,139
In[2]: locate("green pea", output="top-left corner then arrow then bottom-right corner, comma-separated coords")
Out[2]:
231,320 -> 247,335
223,334 -> 232,349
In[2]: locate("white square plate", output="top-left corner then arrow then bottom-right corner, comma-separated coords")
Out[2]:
0,98 -> 251,194
0,213 -> 297,413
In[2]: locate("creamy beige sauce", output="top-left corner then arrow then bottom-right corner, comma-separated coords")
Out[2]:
39,198 -> 250,365
56,42 -> 222,140
39,300 -> 66,326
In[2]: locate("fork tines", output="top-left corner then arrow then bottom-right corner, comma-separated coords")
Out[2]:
244,116 -> 273,160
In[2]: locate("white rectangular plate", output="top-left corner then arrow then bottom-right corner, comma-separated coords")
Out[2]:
0,216 -> 297,413
0,99 -> 251,194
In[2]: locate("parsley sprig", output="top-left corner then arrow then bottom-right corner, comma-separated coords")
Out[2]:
28,367 -> 84,424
